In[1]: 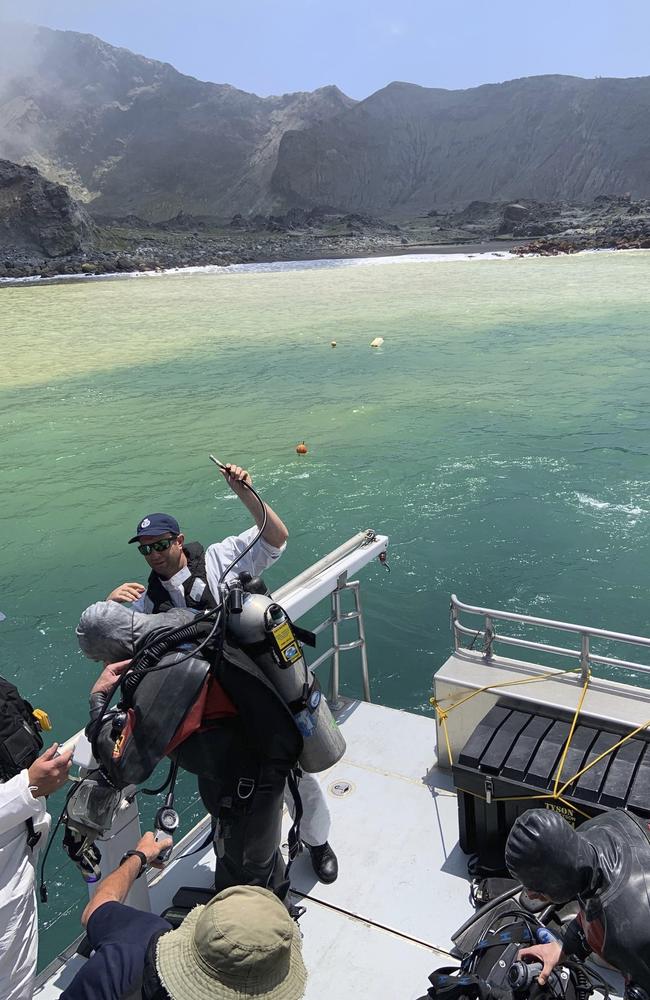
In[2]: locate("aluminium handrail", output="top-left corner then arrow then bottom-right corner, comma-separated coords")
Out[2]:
452,595 -> 650,647
451,594 -> 650,681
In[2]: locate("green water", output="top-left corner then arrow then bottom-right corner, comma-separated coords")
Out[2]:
2,250 -> 650,966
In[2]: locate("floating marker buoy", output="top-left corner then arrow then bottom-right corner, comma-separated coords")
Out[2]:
296,441 -> 308,455
370,337 -> 384,348
331,340 -> 337,348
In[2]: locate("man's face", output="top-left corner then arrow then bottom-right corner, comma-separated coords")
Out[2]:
137,533 -> 185,579
524,889 -> 553,904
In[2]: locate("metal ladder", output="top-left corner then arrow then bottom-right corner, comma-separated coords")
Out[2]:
308,571 -> 370,709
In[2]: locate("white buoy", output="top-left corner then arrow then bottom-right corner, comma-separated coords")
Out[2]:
370,336 -> 384,348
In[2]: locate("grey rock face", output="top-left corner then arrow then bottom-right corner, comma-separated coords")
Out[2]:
0,25 -> 354,221
272,77 -> 650,215
0,158 -> 95,256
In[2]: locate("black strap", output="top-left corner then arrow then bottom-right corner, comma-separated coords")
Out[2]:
291,622 -> 317,649
25,817 -> 41,850
285,767 -> 303,877
288,674 -> 320,715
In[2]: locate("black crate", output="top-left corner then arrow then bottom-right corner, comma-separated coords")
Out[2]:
452,700 -> 650,872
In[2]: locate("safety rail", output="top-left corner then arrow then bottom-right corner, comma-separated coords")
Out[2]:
308,576 -> 370,708
451,594 -> 650,682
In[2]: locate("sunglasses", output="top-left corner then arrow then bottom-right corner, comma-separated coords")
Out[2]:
138,537 -> 176,556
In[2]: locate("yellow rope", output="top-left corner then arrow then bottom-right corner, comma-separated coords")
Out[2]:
432,664 -> 582,718
553,670 -> 591,796
429,664 -> 582,767
556,717 -> 650,798
431,660 -> 650,818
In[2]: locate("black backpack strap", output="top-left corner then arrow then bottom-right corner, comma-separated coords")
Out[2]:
285,767 -> 303,877
25,817 -> 41,850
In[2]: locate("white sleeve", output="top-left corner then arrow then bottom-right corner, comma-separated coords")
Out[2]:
0,771 -> 49,837
205,527 -> 286,592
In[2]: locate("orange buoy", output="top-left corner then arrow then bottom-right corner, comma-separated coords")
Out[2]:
296,441 -> 308,455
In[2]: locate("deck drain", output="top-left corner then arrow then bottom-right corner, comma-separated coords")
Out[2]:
328,779 -> 355,798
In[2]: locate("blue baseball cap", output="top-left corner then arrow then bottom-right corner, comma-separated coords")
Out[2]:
128,513 -> 181,544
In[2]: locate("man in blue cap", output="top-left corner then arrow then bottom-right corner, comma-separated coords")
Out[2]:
107,463 -> 288,611
106,461 -> 338,884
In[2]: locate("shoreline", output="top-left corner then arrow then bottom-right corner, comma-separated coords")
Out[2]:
0,240 -> 523,288
1,240 -> 647,290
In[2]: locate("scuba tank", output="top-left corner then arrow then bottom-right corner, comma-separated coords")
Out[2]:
227,589 -> 346,773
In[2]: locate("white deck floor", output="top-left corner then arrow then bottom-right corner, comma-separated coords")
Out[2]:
36,700 -> 475,999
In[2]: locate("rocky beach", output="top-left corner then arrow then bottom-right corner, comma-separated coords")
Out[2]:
2,162 -> 649,282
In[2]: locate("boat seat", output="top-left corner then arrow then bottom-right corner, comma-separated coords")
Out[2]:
160,885 -> 216,927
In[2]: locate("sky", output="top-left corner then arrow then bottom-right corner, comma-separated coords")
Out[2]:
0,0 -> 649,100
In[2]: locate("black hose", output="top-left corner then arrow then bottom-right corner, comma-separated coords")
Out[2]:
451,884 -> 524,942
141,759 -> 175,796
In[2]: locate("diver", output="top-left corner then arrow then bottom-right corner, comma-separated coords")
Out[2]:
104,460 -> 338,883
76,601 -> 303,897
505,807 -> 650,995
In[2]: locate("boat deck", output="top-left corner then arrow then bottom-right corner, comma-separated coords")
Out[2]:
36,699 -> 472,999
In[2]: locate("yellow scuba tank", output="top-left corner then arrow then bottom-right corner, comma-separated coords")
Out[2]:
227,592 -> 346,773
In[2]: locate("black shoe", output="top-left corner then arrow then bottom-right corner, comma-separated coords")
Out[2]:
305,841 -> 338,883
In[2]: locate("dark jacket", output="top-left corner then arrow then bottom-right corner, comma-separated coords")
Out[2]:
507,808 -> 650,989
146,542 -> 217,613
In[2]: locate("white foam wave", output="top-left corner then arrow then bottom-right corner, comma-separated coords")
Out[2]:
0,250 -> 515,287
575,493 -> 646,516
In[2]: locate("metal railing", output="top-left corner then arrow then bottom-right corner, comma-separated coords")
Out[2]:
308,573 -> 371,709
450,594 -> 650,682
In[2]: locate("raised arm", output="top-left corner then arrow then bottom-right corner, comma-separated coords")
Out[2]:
221,463 -> 288,549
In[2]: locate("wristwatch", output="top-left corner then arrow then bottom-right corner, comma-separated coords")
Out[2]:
119,850 -> 147,879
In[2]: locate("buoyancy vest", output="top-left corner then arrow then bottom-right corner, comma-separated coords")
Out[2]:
146,542 -> 217,613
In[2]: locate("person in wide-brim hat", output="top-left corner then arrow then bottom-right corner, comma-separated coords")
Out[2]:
155,884 -> 308,1000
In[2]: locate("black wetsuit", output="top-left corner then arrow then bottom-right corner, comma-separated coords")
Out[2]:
506,808 -> 650,990
171,639 -> 302,895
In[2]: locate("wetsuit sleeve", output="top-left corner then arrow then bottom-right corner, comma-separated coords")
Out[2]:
562,917 -> 592,961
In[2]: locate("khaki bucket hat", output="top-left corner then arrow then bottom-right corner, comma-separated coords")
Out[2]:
155,885 -> 308,1000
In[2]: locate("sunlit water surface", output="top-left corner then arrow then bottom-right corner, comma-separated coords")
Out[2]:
2,249 -> 650,966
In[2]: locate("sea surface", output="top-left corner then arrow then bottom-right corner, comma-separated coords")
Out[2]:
2,249 -> 650,967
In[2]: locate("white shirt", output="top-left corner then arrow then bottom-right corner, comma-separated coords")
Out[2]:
0,771 -> 51,1000
130,527 -> 285,613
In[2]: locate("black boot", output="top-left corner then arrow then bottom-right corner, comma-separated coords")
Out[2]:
305,841 -> 338,883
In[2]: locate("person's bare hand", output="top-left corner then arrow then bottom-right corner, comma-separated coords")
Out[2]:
91,659 -> 131,697
28,744 -> 72,797
106,582 -> 145,604
222,463 -> 252,497
136,831 -> 173,868
518,942 -> 563,985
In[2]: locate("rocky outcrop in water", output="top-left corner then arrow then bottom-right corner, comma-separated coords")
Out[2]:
0,159 -> 95,266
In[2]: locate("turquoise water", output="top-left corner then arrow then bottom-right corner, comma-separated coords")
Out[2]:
2,249 -> 650,966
